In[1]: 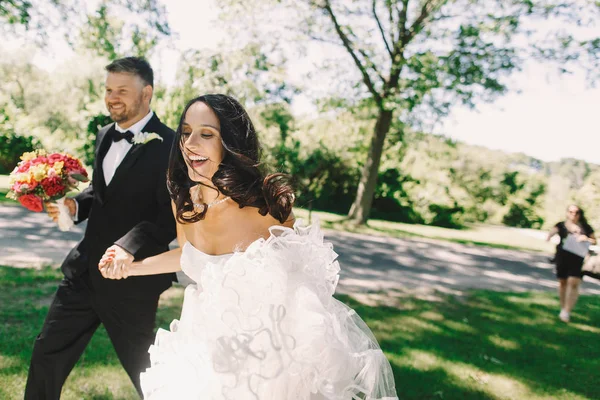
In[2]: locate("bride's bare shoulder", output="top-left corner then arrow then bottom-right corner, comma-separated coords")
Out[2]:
253,209 -> 295,230
234,208 -> 293,241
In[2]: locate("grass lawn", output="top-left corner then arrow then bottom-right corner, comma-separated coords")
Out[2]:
294,208 -> 555,254
1,266 -> 599,399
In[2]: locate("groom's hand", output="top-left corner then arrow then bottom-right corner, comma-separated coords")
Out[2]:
99,245 -> 134,279
44,198 -> 76,223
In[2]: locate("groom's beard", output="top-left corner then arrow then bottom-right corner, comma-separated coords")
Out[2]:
108,96 -> 143,124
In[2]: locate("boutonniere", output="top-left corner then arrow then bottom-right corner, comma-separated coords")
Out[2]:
132,132 -> 164,145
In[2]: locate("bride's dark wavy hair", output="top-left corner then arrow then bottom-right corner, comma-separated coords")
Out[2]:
167,94 -> 295,224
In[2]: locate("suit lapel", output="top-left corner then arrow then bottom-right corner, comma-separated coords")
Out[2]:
94,124 -> 116,205
104,114 -> 163,200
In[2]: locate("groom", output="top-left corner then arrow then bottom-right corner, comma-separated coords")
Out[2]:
25,57 -> 176,399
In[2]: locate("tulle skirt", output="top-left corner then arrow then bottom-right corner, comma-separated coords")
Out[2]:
140,221 -> 398,400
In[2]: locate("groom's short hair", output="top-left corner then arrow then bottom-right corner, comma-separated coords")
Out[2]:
105,57 -> 154,88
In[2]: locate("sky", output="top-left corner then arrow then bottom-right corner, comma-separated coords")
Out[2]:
437,65 -> 600,164
8,0 -> 600,164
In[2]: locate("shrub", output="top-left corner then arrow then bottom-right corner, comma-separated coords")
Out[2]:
0,132 -> 38,174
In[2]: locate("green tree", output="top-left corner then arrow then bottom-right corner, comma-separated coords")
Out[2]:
154,42 -> 296,139
571,170 -> 600,229
0,129 -> 38,174
1,1 -> 172,165
0,1 -> 31,25
78,1 -> 171,60
0,49 -> 111,161
81,114 -> 112,165
501,172 -> 525,200
233,0 -> 600,225
1,0 -> 170,56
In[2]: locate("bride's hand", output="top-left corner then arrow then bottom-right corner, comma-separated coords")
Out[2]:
98,247 -> 132,280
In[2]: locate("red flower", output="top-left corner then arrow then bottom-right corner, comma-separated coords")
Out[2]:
18,194 -> 43,212
41,176 -> 66,198
63,157 -> 86,175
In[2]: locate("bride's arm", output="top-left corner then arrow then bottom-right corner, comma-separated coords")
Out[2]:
129,200 -> 188,276
127,247 -> 183,276
129,200 -> 187,276
99,243 -> 183,279
100,201 -> 186,279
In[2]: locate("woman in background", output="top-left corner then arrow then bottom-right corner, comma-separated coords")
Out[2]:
547,205 -> 596,323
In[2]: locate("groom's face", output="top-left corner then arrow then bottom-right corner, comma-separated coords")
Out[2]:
105,72 -> 151,127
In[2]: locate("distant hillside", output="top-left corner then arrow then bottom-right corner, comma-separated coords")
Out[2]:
394,132 -> 600,229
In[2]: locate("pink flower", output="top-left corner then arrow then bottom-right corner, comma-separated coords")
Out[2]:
17,161 -> 31,173
48,154 -> 67,164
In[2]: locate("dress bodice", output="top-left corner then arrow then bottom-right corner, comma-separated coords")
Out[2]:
180,241 -> 233,284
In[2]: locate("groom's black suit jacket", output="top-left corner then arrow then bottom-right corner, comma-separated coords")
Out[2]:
61,114 -> 176,295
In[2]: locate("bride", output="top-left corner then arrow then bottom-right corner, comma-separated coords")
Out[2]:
99,94 -> 398,400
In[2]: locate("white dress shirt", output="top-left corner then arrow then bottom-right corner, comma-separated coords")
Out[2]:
72,110 -> 154,221
103,110 -> 154,185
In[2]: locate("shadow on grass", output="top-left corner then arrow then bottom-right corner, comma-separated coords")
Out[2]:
1,266 -> 599,399
368,225 -> 534,252
326,218 -> 541,253
0,266 -> 182,399
301,209 -> 545,254
337,292 -> 600,399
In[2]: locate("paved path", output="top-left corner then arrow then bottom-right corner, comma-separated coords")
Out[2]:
2,205 -> 599,297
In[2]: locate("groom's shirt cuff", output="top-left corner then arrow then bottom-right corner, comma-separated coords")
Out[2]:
71,199 -> 79,222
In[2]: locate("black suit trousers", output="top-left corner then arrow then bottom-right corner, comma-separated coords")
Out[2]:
24,273 -> 160,399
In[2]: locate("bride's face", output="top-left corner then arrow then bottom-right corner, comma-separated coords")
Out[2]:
180,102 -> 224,183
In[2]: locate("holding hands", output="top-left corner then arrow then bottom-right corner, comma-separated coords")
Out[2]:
98,245 -> 134,279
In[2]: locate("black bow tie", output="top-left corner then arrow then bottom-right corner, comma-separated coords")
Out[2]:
109,129 -> 134,144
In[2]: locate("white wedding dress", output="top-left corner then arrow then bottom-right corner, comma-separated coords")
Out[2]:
140,220 -> 398,400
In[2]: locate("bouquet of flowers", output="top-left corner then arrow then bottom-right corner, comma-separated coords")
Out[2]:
7,150 -> 89,231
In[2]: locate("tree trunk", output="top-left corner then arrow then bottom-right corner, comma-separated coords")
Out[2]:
348,108 -> 393,225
